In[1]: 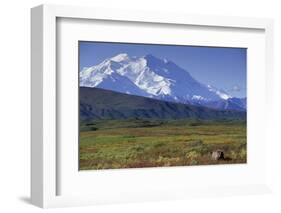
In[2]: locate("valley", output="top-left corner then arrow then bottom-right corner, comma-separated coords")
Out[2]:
79,119 -> 247,170
79,87 -> 247,170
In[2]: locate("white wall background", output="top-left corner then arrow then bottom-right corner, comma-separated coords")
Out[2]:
0,0 -> 280,212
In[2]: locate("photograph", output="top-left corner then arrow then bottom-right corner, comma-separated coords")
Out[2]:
79,41 -> 247,170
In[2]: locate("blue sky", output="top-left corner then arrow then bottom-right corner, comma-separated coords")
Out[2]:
79,41 -> 247,98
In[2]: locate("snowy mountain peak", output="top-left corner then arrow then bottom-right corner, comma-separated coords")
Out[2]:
110,53 -> 129,62
144,54 -> 166,64
79,53 -> 242,110
207,85 -> 232,100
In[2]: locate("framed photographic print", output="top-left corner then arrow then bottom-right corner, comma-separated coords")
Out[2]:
31,4 -> 274,208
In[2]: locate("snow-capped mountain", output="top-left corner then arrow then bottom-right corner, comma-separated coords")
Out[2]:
80,53 -> 245,111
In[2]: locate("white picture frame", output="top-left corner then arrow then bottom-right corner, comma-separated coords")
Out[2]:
31,4 -> 274,208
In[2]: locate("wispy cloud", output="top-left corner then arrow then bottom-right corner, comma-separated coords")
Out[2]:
227,85 -> 245,93
230,85 -> 240,92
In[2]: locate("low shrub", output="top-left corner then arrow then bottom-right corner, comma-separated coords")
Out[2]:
239,148 -> 247,159
185,150 -> 200,165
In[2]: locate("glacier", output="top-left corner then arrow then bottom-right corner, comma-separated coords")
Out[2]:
80,53 -> 245,111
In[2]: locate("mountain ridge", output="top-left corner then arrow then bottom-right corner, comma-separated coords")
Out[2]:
80,87 -> 246,121
80,53 -> 246,111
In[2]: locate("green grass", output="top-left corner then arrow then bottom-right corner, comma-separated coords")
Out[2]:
79,119 -> 246,170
